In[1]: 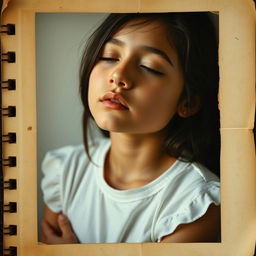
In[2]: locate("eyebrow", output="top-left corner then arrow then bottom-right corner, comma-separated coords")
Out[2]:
107,38 -> 174,67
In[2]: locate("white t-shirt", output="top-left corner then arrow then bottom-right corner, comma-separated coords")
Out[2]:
41,138 -> 220,243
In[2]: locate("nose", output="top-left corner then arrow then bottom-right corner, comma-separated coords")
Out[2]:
108,63 -> 132,89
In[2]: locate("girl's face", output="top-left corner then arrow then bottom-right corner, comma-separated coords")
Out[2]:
88,19 -> 184,135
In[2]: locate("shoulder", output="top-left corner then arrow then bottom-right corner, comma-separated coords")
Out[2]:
41,144 -> 84,212
175,160 -> 219,183
164,160 -> 220,201
41,138 -> 109,212
160,203 -> 220,242
176,160 -> 220,205
42,144 -> 84,169
42,138 -> 109,172
188,161 -> 220,183
153,160 -> 220,242
170,160 -> 220,198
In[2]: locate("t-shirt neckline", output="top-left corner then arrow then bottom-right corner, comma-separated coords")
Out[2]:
94,138 -> 188,202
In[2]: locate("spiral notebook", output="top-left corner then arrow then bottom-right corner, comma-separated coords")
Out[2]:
1,0 -> 255,256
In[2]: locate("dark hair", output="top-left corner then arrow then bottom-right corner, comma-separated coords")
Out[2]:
79,12 -> 220,176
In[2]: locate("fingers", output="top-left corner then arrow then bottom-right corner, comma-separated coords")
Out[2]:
42,219 -> 55,236
42,215 -> 78,244
42,219 -> 61,244
57,214 -> 73,236
57,214 -> 78,243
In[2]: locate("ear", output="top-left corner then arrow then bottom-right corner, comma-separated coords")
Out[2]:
177,96 -> 201,118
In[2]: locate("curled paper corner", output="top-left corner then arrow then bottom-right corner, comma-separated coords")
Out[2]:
1,0 -> 11,14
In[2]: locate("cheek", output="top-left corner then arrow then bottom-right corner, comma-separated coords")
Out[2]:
134,84 -> 182,129
88,67 -> 99,91
139,87 -> 179,114
87,75 -> 94,109
88,68 -> 102,105
88,71 -> 99,116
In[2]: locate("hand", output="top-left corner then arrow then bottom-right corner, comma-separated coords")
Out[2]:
42,214 -> 79,244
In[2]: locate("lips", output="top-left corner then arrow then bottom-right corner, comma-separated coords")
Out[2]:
101,92 -> 129,110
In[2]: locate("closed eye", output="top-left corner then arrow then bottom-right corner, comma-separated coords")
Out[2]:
140,65 -> 164,76
98,57 -> 119,62
98,57 -> 164,76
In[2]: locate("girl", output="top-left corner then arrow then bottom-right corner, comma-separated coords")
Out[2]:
41,12 -> 221,244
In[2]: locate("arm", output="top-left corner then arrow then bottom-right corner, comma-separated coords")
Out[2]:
160,204 -> 220,243
42,204 -> 79,244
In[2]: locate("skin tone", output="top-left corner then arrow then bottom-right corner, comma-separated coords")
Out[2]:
42,19 -> 220,244
88,20 -> 184,186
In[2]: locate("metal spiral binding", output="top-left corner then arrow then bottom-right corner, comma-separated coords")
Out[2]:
0,52 -> 16,63
3,246 -> 17,256
3,179 -> 17,190
1,157 -> 16,167
3,202 -> 17,213
0,24 -> 15,35
3,225 -> 17,235
2,133 -> 16,143
1,22 -> 17,256
1,79 -> 16,90
1,106 -> 16,117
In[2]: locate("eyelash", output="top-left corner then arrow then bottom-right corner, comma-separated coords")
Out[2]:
140,65 -> 164,76
98,57 -> 118,62
98,57 -> 164,76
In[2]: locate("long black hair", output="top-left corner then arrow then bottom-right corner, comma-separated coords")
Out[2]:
79,12 -> 220,176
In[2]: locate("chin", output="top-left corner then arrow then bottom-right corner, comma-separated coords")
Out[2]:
95,119 -> 127,133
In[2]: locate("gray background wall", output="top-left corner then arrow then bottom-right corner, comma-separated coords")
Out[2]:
36,13 -> 107,239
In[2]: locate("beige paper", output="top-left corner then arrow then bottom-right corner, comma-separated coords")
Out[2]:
1,0 -> 255,255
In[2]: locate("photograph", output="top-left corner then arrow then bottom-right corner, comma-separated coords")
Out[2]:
37,12 -> 221,244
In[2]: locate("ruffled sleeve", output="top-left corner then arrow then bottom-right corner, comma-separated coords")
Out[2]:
41,146 -> 73,213
154,182 -> 220,242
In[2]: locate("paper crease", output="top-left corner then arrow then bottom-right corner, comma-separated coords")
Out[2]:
137,0 -> 141,12
220,128 -> 253,130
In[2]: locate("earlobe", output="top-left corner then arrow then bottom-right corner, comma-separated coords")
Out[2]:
177,101 -> 188,118
177,96 -> 201,118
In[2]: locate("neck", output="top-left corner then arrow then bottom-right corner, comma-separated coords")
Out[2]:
104,132 -> 176,188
